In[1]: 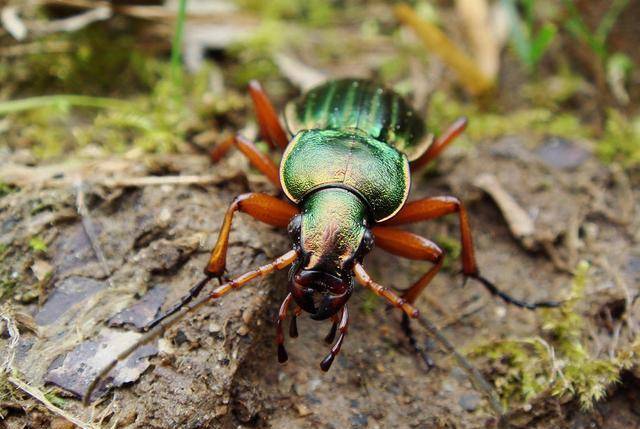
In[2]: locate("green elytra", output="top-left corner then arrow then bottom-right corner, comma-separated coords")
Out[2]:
280,78 -> 430,275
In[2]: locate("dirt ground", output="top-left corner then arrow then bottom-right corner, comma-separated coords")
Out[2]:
1,128 -> 638,428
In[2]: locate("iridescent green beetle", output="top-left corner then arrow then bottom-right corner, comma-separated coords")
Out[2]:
86,79 -> 558,399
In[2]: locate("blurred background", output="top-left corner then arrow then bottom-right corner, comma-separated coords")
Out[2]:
0,1 -> 639,428
0,0 -> 638,162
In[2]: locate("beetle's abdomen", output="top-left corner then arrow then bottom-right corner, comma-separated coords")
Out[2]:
280,129 -> 410,222
285,79 -> 428,160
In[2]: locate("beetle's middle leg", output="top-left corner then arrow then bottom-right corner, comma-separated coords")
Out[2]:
382,196 -> 560,309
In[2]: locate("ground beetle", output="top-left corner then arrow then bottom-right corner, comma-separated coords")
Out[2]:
86,78 -> 559,401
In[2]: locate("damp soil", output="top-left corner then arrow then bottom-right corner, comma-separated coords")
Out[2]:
0,135 -> 638,428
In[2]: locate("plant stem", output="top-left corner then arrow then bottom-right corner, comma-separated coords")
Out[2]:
171,0 -> 188,89
0,95 -> 129,115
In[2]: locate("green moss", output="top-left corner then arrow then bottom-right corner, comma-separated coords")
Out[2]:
28,237 -> 47,253
0,183 -> 18,198
435,234 -> 461,271
238,0 -> 337,27
428,91 -> 589,144
470,261 -> 627,409
596,110 -> 640,168
44,390 -> 67,408
361,290 -> 380,315
0,277 -> 18,300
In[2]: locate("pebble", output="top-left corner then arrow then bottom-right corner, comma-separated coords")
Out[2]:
296,403 -> 312,417
459,393 -> 481,412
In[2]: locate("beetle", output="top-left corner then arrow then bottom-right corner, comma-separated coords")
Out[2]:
85,78 -> 558,401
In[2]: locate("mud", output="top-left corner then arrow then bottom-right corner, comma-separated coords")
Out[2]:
0,135 -> 638,428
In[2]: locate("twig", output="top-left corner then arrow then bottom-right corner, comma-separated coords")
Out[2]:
75,180 -> 113,283
98,174 -> 226,188
1,6 -> 27,40
8,376 -> 98,429
394,3 -> 494,95
473,173 -> 536,250
1,307 -> 20,372
415,313 -> 504,416
29,6 -> 111,35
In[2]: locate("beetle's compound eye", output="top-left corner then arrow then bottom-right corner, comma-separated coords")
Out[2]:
287,214 -> 302,242
289,269 -> 352,320
359,229 -> 375,255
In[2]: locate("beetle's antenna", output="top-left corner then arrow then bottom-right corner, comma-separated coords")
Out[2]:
83,249 -> 299,405
414,312 -> 504,417
143,275 -> 214,331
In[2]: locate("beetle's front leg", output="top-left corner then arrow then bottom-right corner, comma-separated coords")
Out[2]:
205,193 -> 299,277
142,194 -> 298,331
371,226 -> 444,368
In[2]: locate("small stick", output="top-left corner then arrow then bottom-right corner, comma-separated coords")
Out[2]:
75,180 -> 112,283
394,3 -> 494,95
9,376 -> 98,429
415,313 -> 504,416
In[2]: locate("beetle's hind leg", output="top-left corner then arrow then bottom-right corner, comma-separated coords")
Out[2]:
208,81 -> 289,189
382,196 -> 561,309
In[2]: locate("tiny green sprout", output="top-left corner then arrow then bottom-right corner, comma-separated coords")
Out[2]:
28,237 -> 48,253
0,183 -> 18,198
436,235 -> 461,271
361,290 -> 379,315
503,0 -> 557,73
44,390 -> 67,408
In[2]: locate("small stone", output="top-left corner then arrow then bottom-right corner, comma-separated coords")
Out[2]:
237,325 -> 249,336
215,405 -> 229,416
51,418 -> 75,429
31,259 -> 53,281
536,137 -> 590,170
459,393 -> 481,412
241,308 -> 253,324
296,403 -> 312,417
208,322 -> 221,333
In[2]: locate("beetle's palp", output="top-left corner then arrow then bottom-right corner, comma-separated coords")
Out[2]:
276,293 -> 294,363
320,305 -> 349,371
83,249 -> 299,405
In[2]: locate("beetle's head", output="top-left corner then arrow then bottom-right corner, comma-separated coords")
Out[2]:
286,189 -> 374,320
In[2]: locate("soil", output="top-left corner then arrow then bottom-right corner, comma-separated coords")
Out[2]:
0,133 -> 639,428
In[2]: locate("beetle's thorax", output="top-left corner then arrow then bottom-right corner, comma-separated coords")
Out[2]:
287,187 -> 374,320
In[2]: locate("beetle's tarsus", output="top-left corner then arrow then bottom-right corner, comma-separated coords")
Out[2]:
468,273 -> 562,310
401,313 -> 436,371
